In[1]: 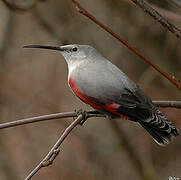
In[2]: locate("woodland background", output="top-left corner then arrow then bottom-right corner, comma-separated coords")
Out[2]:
0,0 -> 180,180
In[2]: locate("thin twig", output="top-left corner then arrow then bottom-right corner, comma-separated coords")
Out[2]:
154,100 -> 181,109
130,0 -> 181,39
0,110 -> 106,130
148,4 -> 181,22
171,0 -> 181,7
0,101 -> 180,130
71,0 -> 181,90
24,114 -> 84,180
0,112 -> 76,129
24,112 -> 105,180
121,0 -> 181,22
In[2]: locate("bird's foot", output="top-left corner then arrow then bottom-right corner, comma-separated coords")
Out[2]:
75,109 -> 89,126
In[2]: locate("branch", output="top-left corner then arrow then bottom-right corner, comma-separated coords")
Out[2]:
24,111 -> 106,180
71,0 -> 181,90
130,0 -> 181,39
0,110 -> 106,130
154,100 -> 181,109
171,0 -> 181,7
24,114 -> 84,180
0,101 -> 180,130
0,112 -> 76,129
0,100 -> 179,179
121,0 -> 181,22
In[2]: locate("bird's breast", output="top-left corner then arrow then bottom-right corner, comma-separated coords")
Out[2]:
68,77 -> 102,110
68,61 -> 126,101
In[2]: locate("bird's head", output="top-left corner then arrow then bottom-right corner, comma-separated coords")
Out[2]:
23,44 -> 96,65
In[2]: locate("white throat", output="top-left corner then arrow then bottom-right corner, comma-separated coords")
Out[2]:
67,60 -> 85,80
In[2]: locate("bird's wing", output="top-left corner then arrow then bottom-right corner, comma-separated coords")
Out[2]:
108,88 -> 152,121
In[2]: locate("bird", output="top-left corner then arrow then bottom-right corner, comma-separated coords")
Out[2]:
24,44 -> 179,146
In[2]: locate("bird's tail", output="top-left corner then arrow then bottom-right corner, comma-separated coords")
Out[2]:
139,108 -> 179,146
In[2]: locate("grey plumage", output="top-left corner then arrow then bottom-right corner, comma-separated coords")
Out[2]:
24,44 -> 179,146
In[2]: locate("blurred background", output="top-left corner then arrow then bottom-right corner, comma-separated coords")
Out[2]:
0,0 -> 180,180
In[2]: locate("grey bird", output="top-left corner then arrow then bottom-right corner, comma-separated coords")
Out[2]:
24,44 -> 179,146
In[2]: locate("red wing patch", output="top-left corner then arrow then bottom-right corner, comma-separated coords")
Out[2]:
104,104 -> 131,120
69,78 -> 102,110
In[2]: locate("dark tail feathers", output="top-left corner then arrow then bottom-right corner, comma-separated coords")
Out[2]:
139,108 -> 179,146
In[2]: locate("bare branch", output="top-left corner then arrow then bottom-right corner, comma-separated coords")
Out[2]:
130,0 -> 181,39
71,0 -> 181,90
154,100 -> 181,109
24,114 -> 84,180
24,112 -> 106,180
0,100 -> 179,179
0,112 -> 77,129
0,101 -> 180,130
0,110 -> 106,130
122,0 -> 181,22
148,4 -> 181,22
170,0 -> 181,7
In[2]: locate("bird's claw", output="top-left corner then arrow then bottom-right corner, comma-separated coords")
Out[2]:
75,109 -> 89,126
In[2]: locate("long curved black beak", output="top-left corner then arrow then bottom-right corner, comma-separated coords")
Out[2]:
23,45 -> 64,51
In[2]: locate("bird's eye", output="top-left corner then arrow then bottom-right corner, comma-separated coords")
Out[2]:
72,47 -> 78,52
